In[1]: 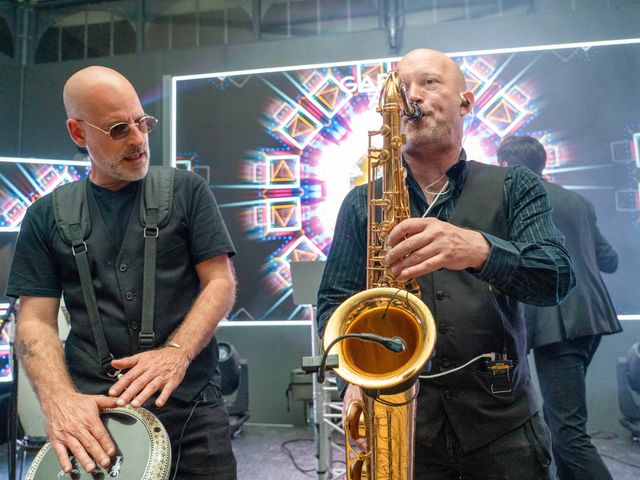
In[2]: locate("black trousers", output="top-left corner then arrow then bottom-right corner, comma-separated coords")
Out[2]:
534,335 -> 612,480
148,383 -> 237,480
414,413 -> 555,479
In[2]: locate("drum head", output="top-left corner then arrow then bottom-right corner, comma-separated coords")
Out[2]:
25,406 -> 171,480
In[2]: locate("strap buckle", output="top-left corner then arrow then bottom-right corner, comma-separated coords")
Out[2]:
139,332 -> 155,348
144,226 -> 159,238
72,242 -> 88,256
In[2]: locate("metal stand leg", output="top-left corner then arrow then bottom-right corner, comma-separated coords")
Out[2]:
311,307 -> 346,479
311,306 -> 331,479
313,372 -> 332,479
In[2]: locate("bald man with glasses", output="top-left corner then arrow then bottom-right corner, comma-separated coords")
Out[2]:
7,66 -> 238,479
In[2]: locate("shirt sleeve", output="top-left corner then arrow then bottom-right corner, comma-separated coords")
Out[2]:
316,186 -> 368,339
473,165 -> 575,306
6,198 -> 62,298
183,171 -> 236,265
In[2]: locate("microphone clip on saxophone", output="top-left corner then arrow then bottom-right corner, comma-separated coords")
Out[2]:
301,333 -> 407,383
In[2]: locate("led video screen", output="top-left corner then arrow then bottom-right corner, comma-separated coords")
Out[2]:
0,158 -> 91,233
168,39 -> 638,321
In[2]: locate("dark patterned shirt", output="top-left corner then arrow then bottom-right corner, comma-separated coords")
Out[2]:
317,150 -> 575,335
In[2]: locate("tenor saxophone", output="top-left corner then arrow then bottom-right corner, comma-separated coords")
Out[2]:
323,71 -> 437,479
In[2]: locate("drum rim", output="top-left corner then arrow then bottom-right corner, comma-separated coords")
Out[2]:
25,405 -> 171,480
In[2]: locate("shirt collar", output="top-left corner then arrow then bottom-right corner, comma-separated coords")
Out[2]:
404,149 -> 469,196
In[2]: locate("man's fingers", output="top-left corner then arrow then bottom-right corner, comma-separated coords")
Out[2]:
116,370 -> 157,406
131,377 -> 164,408
75,423 -> 113,469
89,414 -> 117,458
108,367 -> 142,397
388,218 -> 437,247
386,226 -> 438,265
95,395 -> 119,410
51,441 -> 73,473
155,381 -> 180,408
395,253 -> 445,281
65,435 -> 97,473
110,354 -> 139,370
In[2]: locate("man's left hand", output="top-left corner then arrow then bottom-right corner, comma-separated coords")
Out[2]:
386,217 -> 491,280
108,346 -> 191,408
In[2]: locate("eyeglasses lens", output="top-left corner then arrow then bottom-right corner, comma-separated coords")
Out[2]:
109,123 -> 130,140
107,116 -> 158,140
140,116 -> 158,134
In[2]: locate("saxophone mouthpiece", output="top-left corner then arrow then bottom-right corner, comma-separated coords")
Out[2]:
405,102 -> 423,121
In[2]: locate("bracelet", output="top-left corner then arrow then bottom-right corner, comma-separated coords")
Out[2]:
166,342 -> 192,362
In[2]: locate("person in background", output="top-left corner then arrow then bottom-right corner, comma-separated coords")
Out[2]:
498,135 -> 621,480
7,66 -> 238,479
317,48 -> 575,479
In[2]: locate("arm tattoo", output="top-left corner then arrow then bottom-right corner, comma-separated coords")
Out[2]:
18,338 -> 38,360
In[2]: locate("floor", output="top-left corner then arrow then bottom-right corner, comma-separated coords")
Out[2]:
1,424 -> 639,479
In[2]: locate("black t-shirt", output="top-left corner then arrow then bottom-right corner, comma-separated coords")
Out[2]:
90,180 -> 139,252
7,168 -> 236,298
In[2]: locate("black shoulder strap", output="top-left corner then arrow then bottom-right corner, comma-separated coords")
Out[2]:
138,166 -> 175,229
138,166 -> 175,349
52,180 -> 113,372
52,180 -> 92,246
51,167 -> 176,368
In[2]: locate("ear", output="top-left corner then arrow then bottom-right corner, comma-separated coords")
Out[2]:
66,119 -> 87,148
459,91 -> 474,114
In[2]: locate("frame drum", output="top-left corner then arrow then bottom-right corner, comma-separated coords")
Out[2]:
25,406 -> 171,480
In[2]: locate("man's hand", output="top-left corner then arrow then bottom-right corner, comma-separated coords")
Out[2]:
44,393 -> 118,474
108,346 -> 191,408
385,217 -> 490,281
343,384 -> 367,452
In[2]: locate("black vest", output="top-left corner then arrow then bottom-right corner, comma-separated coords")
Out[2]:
53,173 -> 218,402
414,161 -> 537,452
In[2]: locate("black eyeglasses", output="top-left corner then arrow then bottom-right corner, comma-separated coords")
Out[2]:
79,115 -> 158,140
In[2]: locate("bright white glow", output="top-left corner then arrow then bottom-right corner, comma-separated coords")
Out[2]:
170,38 -> 640,84
462,133 -> 495,166
0,157 -> 90,166
316,109 -> 381,233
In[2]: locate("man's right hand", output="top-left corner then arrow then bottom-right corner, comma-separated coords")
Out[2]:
43,392 -> 119,474
343,384 -> 367,452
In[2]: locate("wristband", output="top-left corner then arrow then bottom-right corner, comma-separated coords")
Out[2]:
166,342 -> 192,362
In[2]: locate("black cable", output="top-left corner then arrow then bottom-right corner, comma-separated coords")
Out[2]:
374,381 -> 420,408
317,333 -> 405,383
381,288 -> 405,321
488,286 -> 508,359
280,438 -> 315,477
170,399 -> 201,480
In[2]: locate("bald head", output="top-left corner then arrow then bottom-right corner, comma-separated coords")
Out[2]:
398,49 -> 467,91
63,66 -> 141,120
